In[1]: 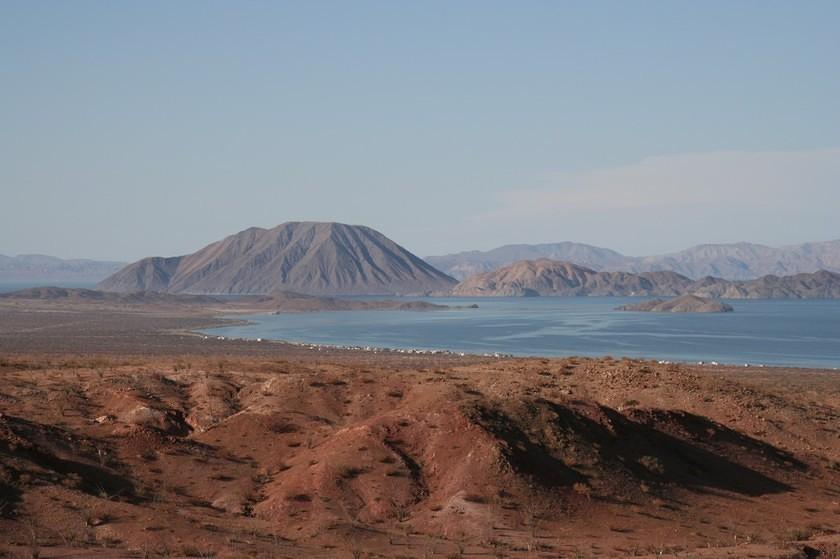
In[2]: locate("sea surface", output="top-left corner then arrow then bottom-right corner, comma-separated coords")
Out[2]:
203,297 -> 840,369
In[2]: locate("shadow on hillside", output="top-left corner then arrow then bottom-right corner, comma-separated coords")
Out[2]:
0,415 -> 138,502
468,399 -> 796,497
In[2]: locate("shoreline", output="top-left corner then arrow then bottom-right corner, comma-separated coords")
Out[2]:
196,312 -> 840,372
1,298 -> 837,372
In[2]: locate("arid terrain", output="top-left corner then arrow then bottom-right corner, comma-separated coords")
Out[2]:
449,259 -> 840,299
426,239 -> 840,281
1,297 -> 839,558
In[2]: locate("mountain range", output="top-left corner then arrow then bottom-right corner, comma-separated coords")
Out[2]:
98,222 -> 457,295
12,226 -> 840,299
0,254 -> 125,283
427,239 -> 840,280
450,259 -> 840,299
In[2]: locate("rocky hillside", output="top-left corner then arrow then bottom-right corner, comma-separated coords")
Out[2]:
428,239 -> 840,280
451,259 -> 694,297
2,355 -> 838,557
690,269 -> 840,299
636,240 -> 840,280
451,259 -> 840,299
98,222 -> 456,295
426,242 -> 629,280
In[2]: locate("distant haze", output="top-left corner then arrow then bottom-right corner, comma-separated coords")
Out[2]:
427,239 -> 840,281
1,2 -> 839,260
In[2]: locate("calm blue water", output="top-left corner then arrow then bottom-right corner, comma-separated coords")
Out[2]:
203,297 -> 840,369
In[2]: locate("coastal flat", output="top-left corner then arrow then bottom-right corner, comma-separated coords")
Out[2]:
1,300 -> 839,558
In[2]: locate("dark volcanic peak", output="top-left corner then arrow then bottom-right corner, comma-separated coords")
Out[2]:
99,222 -> 457,295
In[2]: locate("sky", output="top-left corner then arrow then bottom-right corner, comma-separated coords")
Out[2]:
1,1 -> 839,261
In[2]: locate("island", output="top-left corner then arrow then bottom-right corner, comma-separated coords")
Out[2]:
617,294 -> 734,313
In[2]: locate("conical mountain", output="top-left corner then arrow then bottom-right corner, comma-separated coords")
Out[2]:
99,222 -> 456,295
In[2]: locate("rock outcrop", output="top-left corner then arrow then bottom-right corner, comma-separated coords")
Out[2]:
617,294 -> 734,313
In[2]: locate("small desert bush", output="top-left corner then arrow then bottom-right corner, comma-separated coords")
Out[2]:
338,466 -> 366,480
463,493 -> 488,504
288,493 -> 312,502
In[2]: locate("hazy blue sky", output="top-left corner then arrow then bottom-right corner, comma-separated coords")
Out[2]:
2,1 -> 839,260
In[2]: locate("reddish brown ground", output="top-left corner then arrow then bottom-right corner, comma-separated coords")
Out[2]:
0,301 -> 839,558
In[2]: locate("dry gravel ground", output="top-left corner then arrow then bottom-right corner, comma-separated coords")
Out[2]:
0,301 -> 839,558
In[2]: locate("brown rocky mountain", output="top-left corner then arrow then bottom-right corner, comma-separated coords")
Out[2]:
451,259 -> 693,297
428,239 -> 840,280
451,259 -> 840,299
617,294 -> 734,313
689,270 -> 840,299
98,222 -> 456,295
426,242 -> 629,280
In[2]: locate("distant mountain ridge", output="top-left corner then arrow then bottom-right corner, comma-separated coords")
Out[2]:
451,259 -> 840,299
0,254 -> 125,283
99,222 -> 457,295
427,239 -> 840,280
451,259 -> 695,297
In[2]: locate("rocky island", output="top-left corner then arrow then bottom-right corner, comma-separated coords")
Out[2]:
617,294 -> 734,313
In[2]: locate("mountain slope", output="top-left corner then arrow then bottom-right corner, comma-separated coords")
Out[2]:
428,239 -> 840,280
451,259 -> 840,299
99,222 -> 457,295
689,270 -> 840,299
0,254 -> 125,283
633,241 -> 840,279
451,259 -> 694,297
427,242 -> 632,280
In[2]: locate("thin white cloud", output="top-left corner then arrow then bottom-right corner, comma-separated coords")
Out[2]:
475,147 -> 840,222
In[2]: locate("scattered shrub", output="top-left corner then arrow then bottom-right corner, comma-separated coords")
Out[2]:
339,466 -> 366,480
